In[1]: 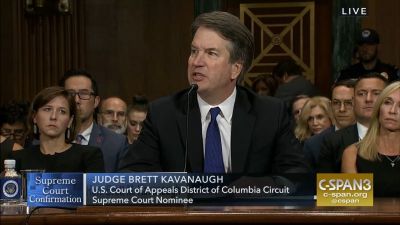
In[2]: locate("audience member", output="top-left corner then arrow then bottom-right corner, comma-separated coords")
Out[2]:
59,69 -> 129,172
98,97 -> 127,134
290,95 -> 310,123
0,135 -> 23,171
342,81 -> 400,197
126,95 -> 148,144
338,28 -> 399,82
273,59 -> 319,107
317,73 -> 388,172
119,11 -> 309,173
303,79 -> 356,170
11,86 -> 104,172
251,74 -> 279,96
294,96 -> 335,143
0,101 -> 30,147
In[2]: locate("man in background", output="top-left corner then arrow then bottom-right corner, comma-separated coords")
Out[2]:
98,97 -> 127,135
317,73 -> 388,172
303,79 -> 356,170
338,28 -> 399,82
59,69 -> 129,172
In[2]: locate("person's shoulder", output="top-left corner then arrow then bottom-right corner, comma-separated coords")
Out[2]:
338,63 -> 363,80
239,86 -> 283,105
71,143 -> 101,153
377,60 -> 398,70
12,145 -> 38,157
306,127 -> 334,144
323,124 -> 356,143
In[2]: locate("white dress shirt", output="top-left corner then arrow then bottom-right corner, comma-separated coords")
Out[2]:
197,88 -> 236,173
357,122 -> 368,140
76,122 -> 94,145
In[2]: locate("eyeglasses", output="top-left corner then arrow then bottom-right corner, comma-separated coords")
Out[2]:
101,110 -> 126,118
0,128 -> 25,140
67,90 -> 95,100
332,100 -> 353,109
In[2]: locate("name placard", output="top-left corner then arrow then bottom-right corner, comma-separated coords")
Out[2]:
27,173 -> 83,207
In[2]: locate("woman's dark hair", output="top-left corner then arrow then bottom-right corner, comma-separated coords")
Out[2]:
28,86 -> 80,143
128,95 -> 149,113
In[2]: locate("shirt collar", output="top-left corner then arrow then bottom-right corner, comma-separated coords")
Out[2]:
356,122 -> 368,140
80,122 -> 94,142
197,87 -> 237,124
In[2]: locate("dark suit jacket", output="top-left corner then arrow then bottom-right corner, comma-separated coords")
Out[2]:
89,123 -> 129,172
274,76 -> 319,108
317,124 -> 359,172
303,126 -> 335,171
119,86 -> 309,174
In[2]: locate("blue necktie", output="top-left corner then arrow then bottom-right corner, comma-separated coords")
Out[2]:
204,107 -> 225,173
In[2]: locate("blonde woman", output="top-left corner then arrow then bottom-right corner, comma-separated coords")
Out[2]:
295,96 -> 335,142
342,81 -> 400,197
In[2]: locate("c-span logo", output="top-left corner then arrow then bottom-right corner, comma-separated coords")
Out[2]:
317,173 -> 373,206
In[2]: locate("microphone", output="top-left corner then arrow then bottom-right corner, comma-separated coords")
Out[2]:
184,84 -> 198,172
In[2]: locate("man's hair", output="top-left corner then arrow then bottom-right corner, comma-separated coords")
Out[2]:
273,59 -> 302,78
191,11 -> 255,78
0,101 -> 30,128
58,69 -> 99,96
128,95 -> 149,113
354,72 -> 389,89
332,79 -> 356,90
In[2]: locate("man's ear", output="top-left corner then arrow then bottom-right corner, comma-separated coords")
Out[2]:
231,62 -> 243,80
94,96 -> 100,109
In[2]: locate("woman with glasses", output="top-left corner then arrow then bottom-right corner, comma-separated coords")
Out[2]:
11,86 -> 104,172
294,96 -> 336,142
342,81 -> 400,197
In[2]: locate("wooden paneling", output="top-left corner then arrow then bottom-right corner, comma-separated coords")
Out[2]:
0,0 -> 85,104
362,0 -> 400,68
221,0 -> 332,97
0,0 -> 194,105
84,0 -> 194,104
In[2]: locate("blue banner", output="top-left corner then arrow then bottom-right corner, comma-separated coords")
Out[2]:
27,173 -> 83,207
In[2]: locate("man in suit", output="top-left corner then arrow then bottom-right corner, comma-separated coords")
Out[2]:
337,28 -> 399,82
303,79 -> 356,170
59,70 -> 129,172
317,73 -> 388,172
98,97 -> 128,135
273,60 -> 319,108
119,11 -> 309,174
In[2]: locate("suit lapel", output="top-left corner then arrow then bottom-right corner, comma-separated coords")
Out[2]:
346,124 -> 359,143
89,123 -> 103,148
176,93 -> 203,172
231,88 -> 255,173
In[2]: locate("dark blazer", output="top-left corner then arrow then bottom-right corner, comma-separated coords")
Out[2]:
119,86 -> 309,174
317,124 -> 359,172
303,126 -> 335,171
274,76 -> 319,108
89,123 -> 129,172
